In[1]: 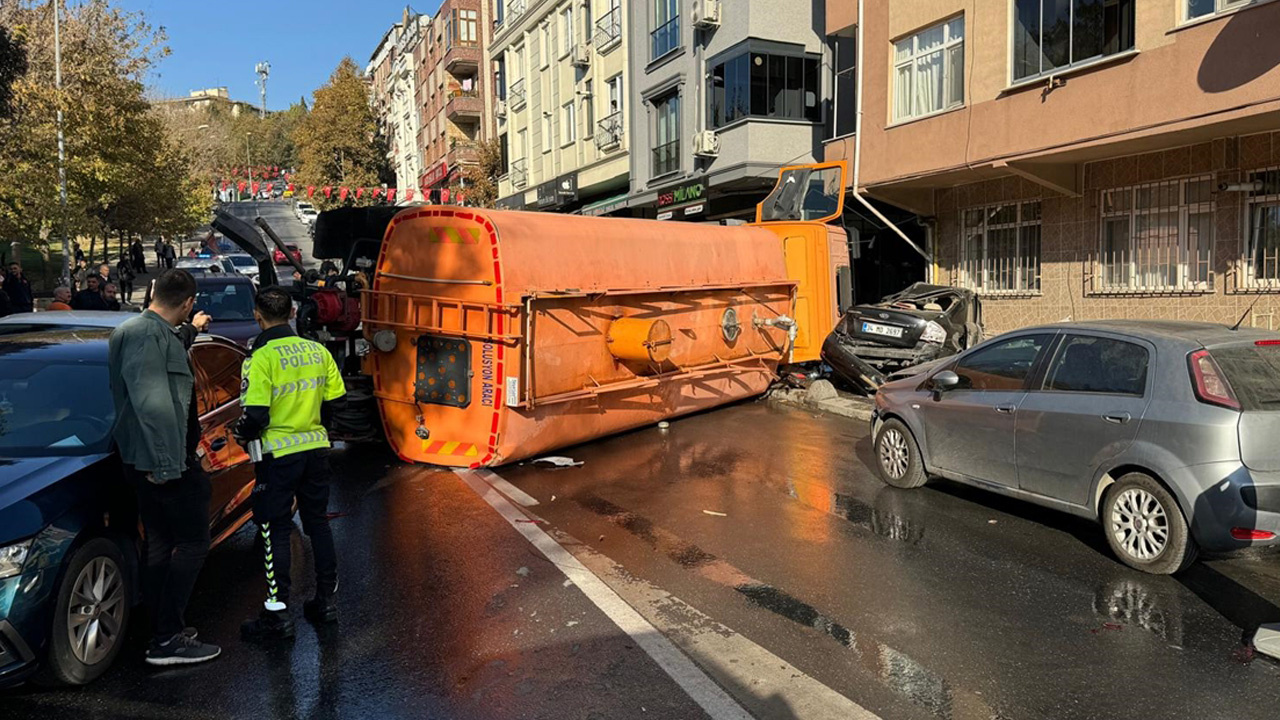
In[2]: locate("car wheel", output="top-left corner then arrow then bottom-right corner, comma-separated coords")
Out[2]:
41,537 -> 133,685
874,419 -> 927,489
1102,473 -> 1198,575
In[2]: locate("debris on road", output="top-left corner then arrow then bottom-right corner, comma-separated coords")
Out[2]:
516,566 -> 530,577
534,456 -> 584,468
703,510 -> 728,517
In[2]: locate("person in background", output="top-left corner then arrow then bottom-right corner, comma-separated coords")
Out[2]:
0,275 -> 11,317
73,258 -> 91,291
73,241 -> 85,265
71,274 -> 108,311
162,241 -> 177,269
47,286 -> 72,310
108,269 -> 220,667
5,262 -> 34,314
103,282 -> 122,311
97,262 -> 113,288
131,238 -> 146,274
117,255 -> 136,303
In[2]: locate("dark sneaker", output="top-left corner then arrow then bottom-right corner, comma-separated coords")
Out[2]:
183,627 -> 198,639
303,595 -> 338,625
241,608 -> 295,641
146,633 -> 222,666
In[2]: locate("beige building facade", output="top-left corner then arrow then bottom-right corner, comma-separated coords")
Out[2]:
492,0 -> 630,213
829,0 -> 1280,334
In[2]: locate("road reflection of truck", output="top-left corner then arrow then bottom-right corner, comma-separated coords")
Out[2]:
215,162 -> 855,467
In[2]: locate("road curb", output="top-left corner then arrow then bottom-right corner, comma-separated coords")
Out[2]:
767,386 -> 874,422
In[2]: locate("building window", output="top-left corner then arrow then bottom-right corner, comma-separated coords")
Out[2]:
709,46 -> 820,129
583,79 -> 594,137
561,6 -> 575,56
541,112 -> 552,153
652,91 -> 680,177
893,17 -> 964,123
1186,0 -> 1259,22
495,56 -> 507,101
961,201 -> 1042,295
561,101 -> 576,146
459,9 -> 478,45
1244,168 -> 1280,289
582,1 -> 593,44
829,32 -> 856,138
1013,0 -> 1135,82
1097,177 -> 1214,293
651,0 -> 680,61
541,23 -> 551,68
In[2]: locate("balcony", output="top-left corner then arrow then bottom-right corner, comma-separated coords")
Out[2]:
448,138 -> 480,167
509,78 -> 527,110
595,111 -> 623,152
652,140 -> 680,178
444,42 -> 480,74
593,7 -> 622,53
446,89 -> 483,122
511,158 -> 528,188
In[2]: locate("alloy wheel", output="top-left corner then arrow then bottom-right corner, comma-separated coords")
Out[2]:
879,428 -> 910,480
66,556 -> 126,666
1111,488 -> 1169,561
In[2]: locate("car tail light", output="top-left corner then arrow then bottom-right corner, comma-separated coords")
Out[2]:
1231,527 -> 1275,541
1255,339 -> 1280,346
1188,349 -> 1240,410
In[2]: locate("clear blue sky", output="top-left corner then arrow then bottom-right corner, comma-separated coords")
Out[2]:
113,1 -> 439,111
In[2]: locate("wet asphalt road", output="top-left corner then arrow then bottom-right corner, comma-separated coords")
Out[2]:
4,401 -> 1280,719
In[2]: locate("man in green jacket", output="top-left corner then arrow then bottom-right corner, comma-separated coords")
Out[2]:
108,269 -> 221,666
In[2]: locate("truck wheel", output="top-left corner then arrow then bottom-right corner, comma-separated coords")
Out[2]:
874,419 -> 927,489
40,538 -> 133,685
1102,473 -> 1197,575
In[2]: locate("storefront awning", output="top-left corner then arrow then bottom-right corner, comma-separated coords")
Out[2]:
577,192 -> 631,217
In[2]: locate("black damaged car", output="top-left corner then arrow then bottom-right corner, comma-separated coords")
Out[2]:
822,283 -> 982,393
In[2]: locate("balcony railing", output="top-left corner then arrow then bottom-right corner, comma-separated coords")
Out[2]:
652,140 -> 679,177
509,78 -> 527,110
446,92 -> 483,121
595,111 -> 623,152
448,138 -> 480,165
650,16 -> 680,61
594,7 -> 622,53
511,158 -> 528,188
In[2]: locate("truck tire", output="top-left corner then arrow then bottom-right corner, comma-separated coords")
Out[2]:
1102,473 -> 1198,575
40,537 -> 133,685
874,419 -> 927,489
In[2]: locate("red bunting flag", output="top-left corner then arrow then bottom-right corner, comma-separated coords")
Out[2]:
456,192 -> 465,206
265,183 -> 274,194
322,186 -> 332,199
220,181 -> 227,191
403,189 -> 415,202
237,181 -> 246,193
307,186 -> 316,198
287,184 -> 294,193
371,188 -> 383,200
356,188 -> 365,200
441,188 -> 450,204
339,187 -> 349,201
387,188 -> 397,202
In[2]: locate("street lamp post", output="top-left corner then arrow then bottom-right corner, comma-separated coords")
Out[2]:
53,0 -> 70,286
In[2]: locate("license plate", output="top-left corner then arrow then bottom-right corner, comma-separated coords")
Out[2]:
862,321 -> 903,338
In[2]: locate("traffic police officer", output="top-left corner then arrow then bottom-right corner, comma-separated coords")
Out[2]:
235,285 -> 345,640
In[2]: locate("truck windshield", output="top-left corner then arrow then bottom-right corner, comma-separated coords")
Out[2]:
1211,344 -> 1280,411
758,165 -> 844,223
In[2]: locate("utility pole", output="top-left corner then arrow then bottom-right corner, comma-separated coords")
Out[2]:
255,61 -> 270,119
54,0 -> 70,286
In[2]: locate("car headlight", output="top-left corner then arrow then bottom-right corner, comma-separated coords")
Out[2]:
921,321 -> 947,345
0,540 -> 32,580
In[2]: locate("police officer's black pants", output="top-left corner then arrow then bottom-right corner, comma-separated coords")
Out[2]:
252,449 -> 338,607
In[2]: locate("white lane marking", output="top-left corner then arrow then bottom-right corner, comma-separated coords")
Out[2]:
475,468 -> 540,507
454,469 -> 752,720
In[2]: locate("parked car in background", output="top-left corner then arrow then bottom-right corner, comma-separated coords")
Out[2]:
823,284 -> 982,393
227,253 -> 260,282
0,326 -> 255,686
300,208 -> 318,227
176,255 -> 236,275
294,201 -> 314,219
273,243 -> 303,265
871,320 -> 1280,575
140,275 -> 259,347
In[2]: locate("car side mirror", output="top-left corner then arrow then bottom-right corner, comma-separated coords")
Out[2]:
931,370 -> 960,392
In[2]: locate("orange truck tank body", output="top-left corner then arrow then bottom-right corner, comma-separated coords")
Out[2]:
363,207 -> 797,467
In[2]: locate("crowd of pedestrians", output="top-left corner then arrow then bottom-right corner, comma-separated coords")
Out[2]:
0,236 -> 181,318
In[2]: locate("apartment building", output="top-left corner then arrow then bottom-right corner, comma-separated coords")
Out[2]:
623,0 -> 826,221
492,0 -> 631,214
834,0 -> 1280,335
367,10 -> 428,192
415,0 -> 494,197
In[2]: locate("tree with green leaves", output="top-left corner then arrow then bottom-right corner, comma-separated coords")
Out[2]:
456,138 -> 502,209
293,57 -> 392,211
0,24 -> 27,119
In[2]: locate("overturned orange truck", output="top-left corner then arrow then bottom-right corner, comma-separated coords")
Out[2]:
348,162 -> 852,468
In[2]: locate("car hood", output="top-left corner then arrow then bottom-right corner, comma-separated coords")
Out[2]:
207,320 -> 260,348
0,454 -> 111,543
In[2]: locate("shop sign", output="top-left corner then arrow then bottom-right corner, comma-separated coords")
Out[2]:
537,173 -> 579,208
657,177 -> 708,209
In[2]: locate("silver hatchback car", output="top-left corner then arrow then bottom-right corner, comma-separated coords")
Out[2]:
870,320 -> 1280,574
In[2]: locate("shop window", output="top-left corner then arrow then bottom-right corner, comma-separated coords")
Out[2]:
1096,177 -> 1213,293
893,17 -> 964,123
1013,0 -> 1135,82
961,201 -> 1042,295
